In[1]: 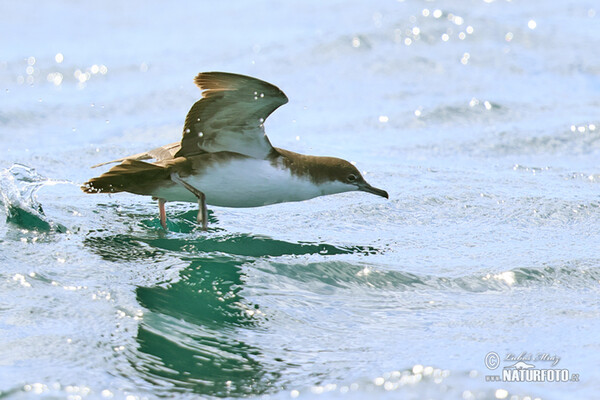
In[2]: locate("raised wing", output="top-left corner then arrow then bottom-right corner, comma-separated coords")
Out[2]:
174,72 -> 288,159
91,142 -> 181,168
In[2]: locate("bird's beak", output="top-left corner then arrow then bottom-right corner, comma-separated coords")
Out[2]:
358,182 -> 389,199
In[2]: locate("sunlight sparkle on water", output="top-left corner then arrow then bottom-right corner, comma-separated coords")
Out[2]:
461,53 -> 470,65
450,15 -> 464,26
495,389 -> 509,399
47,72 -> 63,85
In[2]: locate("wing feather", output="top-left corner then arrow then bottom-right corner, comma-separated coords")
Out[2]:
175,72 -> 288,159
91,142 -> 180,168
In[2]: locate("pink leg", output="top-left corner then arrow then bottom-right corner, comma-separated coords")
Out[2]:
158,198 -> 167,229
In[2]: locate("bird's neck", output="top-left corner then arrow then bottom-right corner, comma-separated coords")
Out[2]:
272,147 -> 344,185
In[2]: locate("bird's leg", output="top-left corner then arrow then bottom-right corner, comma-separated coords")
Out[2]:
170,173 -> 208,231
153,196 -> 168,229
158,198 -> 167,229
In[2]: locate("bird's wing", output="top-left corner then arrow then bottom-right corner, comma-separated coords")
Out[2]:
174,72 -> 288,159
91,142 -> 181,168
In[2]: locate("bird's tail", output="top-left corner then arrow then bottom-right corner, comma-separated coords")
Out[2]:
81,160 -> 169,195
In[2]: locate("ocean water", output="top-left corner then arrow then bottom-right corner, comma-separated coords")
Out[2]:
1,0 -> 599,399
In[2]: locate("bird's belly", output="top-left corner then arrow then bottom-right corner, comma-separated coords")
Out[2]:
153,159 -> 325,208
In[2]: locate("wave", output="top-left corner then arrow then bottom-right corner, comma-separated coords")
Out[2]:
253,260 -> 600,293
0,164 -> 68,233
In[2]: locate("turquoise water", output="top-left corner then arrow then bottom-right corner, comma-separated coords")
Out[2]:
1,1 -> 600,399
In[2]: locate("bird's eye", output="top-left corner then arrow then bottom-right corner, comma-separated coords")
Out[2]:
347,174 -> 357,182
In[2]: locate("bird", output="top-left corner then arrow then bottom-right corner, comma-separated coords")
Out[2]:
82,72 -> 388,230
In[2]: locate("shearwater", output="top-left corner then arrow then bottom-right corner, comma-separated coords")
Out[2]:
82,72 -> 388,230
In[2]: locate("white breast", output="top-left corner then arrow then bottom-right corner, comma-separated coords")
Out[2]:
152,158 -> 354,208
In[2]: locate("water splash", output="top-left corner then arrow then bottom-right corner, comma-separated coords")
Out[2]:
0,164 -> 67,232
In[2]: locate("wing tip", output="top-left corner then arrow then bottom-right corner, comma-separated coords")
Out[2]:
193,72 -> 287,103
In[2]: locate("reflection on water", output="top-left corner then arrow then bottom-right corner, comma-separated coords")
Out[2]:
84,231 -> 378,260
133,256 -> 279,397
84,234 -> 167,262
137,256 -> 256,329
83,231 -> 374,396
142,233 -> 379,257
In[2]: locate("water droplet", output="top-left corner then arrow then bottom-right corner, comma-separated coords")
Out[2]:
55,53 -> 64,63
527,19 -> 537,30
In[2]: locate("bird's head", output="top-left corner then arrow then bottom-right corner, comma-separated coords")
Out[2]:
323,158 -> 389,199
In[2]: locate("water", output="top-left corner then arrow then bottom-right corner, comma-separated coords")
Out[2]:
1,1 -> 599,399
